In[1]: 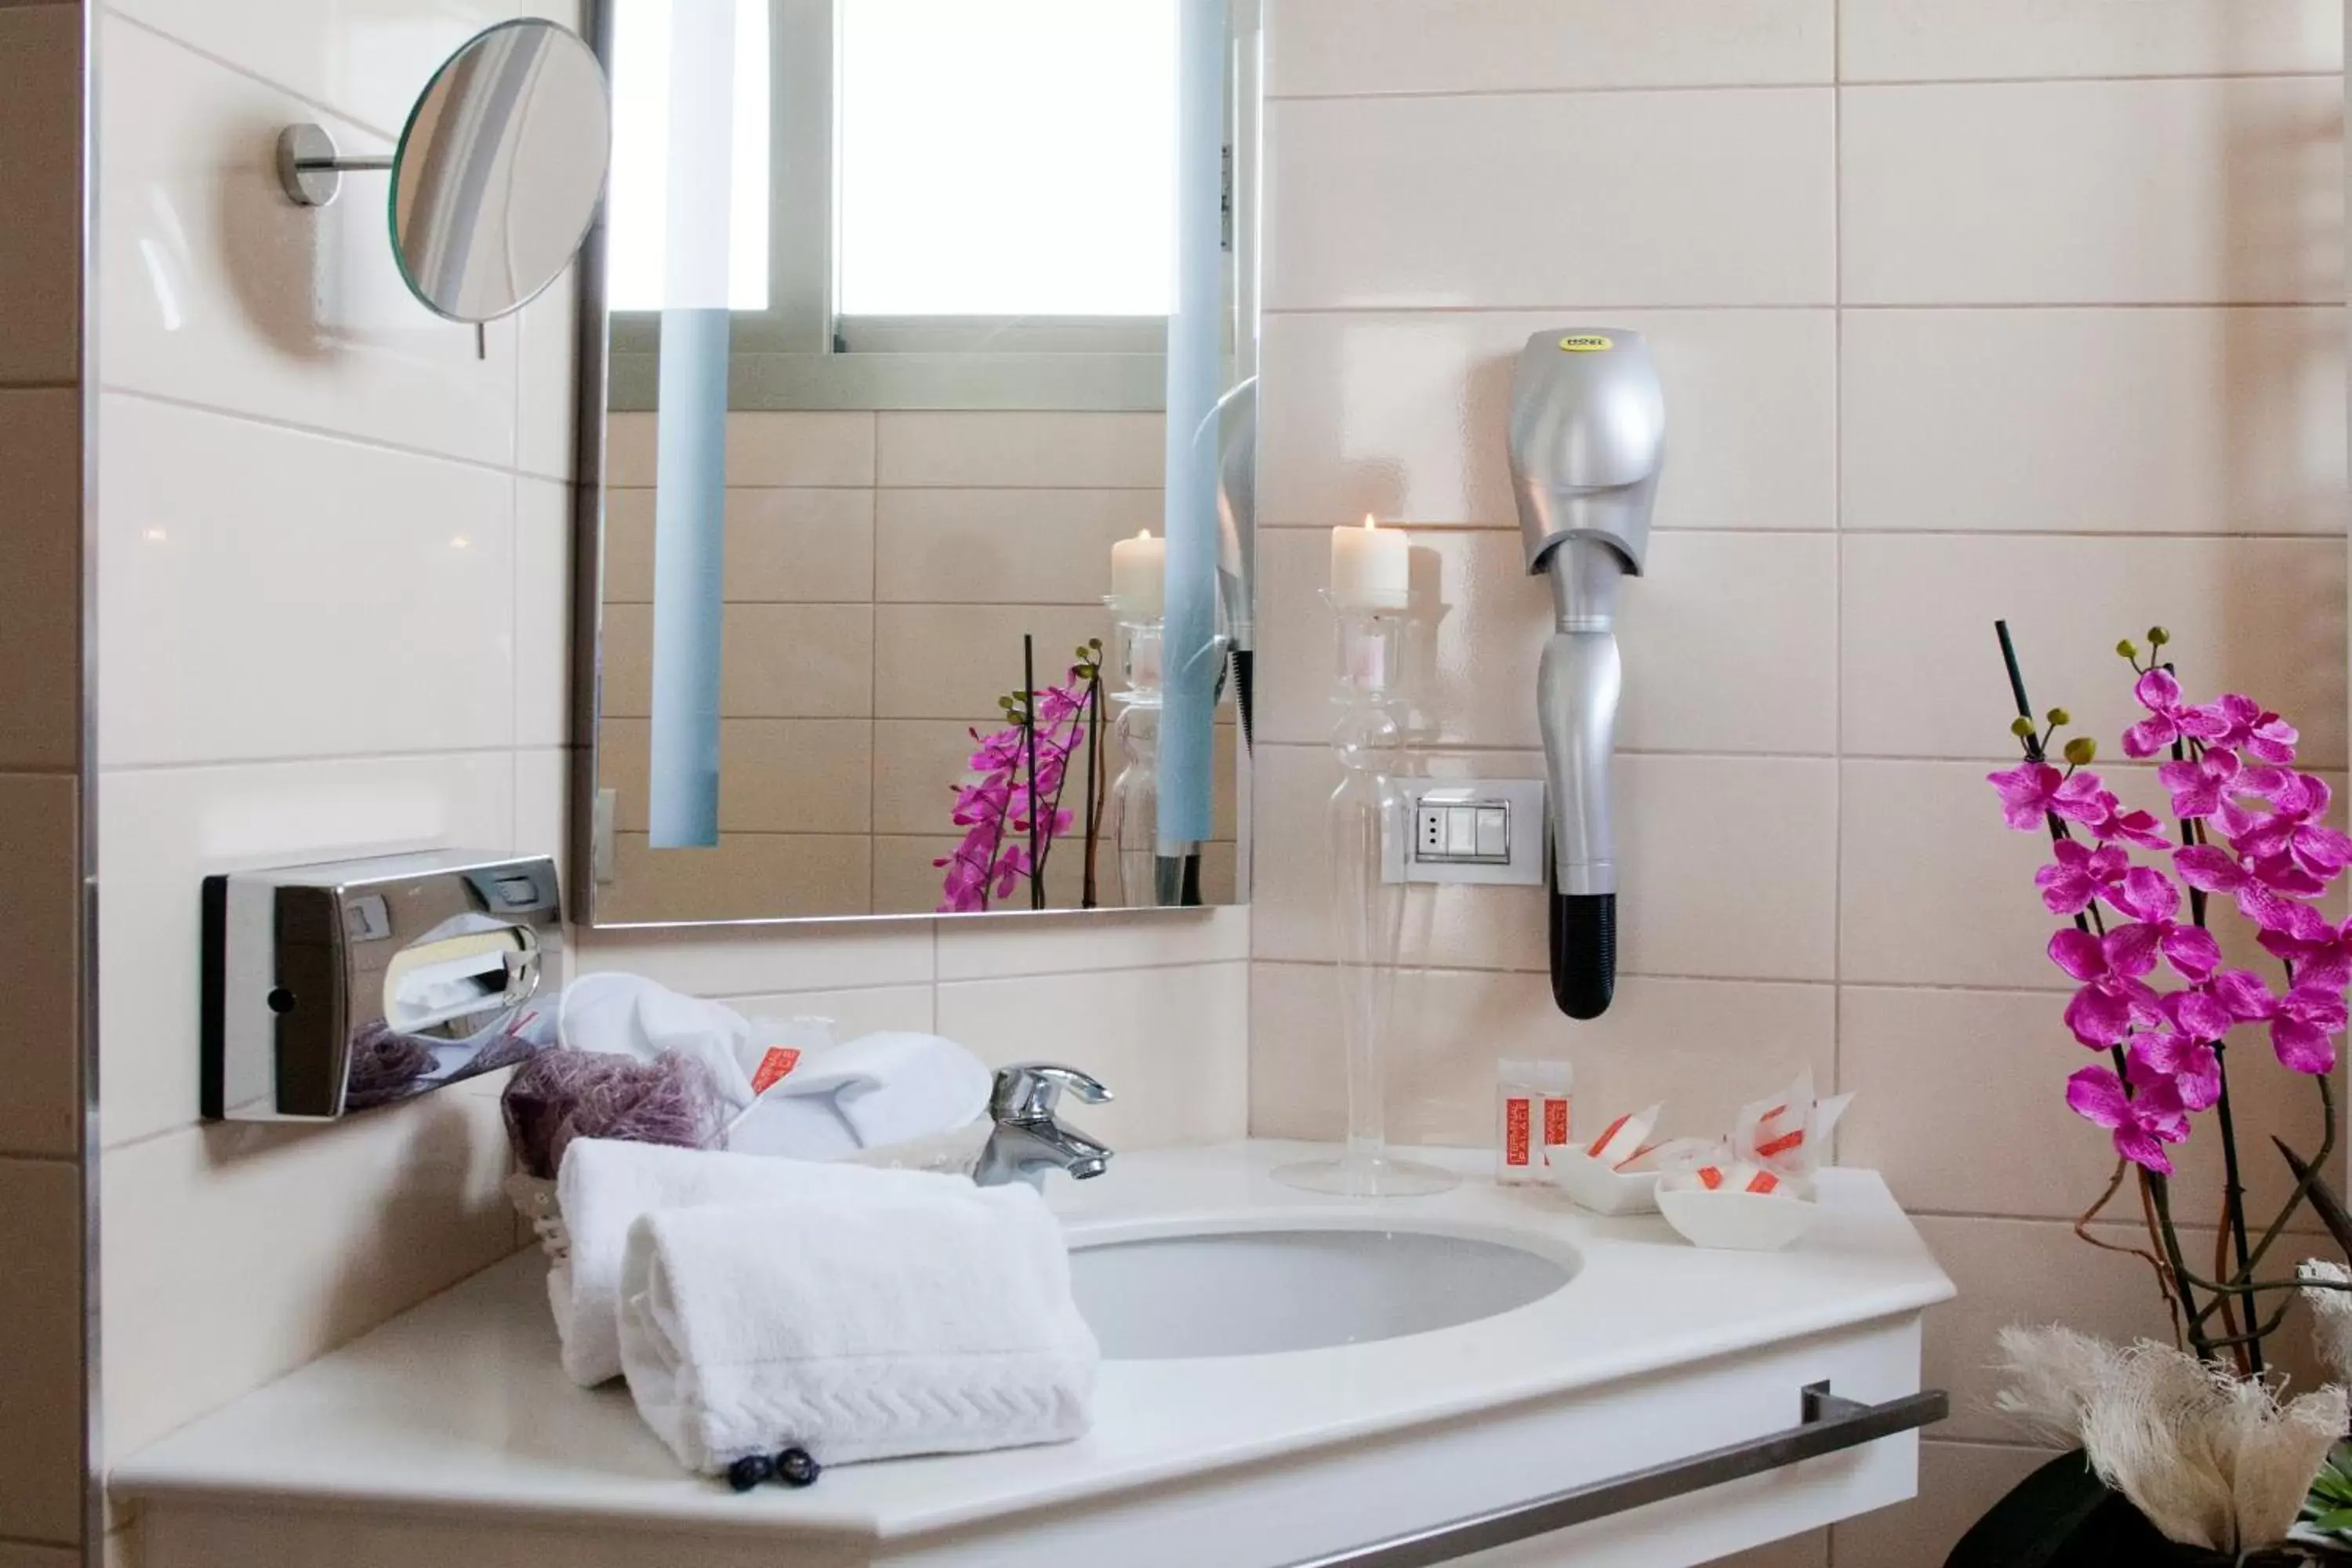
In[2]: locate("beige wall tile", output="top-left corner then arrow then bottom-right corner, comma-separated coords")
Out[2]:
875,488 -> 1164,604
602,833 -> 872,922
875,412 -> 1165,490
1258,309 -> 1835,532
1252,744 -> 1838,982
598,604 -> 876,719
715,983 -> 935,1038
599,717 -> 873,835
0,1156 -> 82,1544
1268,0 -> 1831,96
515,477 -> 572,750
1842,78 -> 2343,305
100,1105 -> 516,1457
0,6 -> 80,386
1841,533 -> 2347,768
1256,528 -> 1838,754
96,752 -> 517,1149
872,833 -> 1151,916
1250,964 -> 1833,1145
873,604 -> 1116,720
1842,307 -> 2347,536
601,487 -> 876,605
1700,1532 -> 1827,1568
1829,1440 -> 2052,1567
0,1544 -> 80,1568
0,777 -> 78,1159
1839,0 -> 2340,82
1266,89 -> 1834,310
603,411 -> 875,489
0,390 -> 80,772
936,962 -> 1249,1150
938,904 -> 1250,981
573,922 -> 932,998
1841,984 -> 2338,1236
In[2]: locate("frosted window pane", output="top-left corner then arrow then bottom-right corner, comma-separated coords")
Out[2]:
606,0 -> 771,311
839,0 -> 1176,317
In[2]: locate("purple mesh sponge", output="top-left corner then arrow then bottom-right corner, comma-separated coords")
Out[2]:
501,1047 -> 730,1179
343,1021 -> 438,1110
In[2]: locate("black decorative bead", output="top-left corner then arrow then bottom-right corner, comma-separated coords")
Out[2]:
726,1454 -> 776,1493
775,1446 -> 822,1488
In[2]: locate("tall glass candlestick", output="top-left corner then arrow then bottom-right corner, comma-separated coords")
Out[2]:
1102,608 -> 1165,908
1273,594 -> 1457,1197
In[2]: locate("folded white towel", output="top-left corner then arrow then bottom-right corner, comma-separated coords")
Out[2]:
617,1181 -> 1097,1472
726,1031 -> 993,1160
551,1137 -> 962,1387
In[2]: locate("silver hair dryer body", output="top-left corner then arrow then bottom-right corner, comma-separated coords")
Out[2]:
1506,331 -> 1664,1020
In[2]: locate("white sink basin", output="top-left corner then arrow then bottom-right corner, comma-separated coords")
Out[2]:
1068,1222 -> 1577,1359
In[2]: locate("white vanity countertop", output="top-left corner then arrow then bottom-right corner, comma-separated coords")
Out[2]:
111,1141 -> 1954,1548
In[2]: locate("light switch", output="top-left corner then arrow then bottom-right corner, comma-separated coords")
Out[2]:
1385,780 -> 1546,885
1446,807 -> 1478,858
1475,806 -> 1509,859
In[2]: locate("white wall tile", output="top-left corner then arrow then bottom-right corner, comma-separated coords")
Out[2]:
716,983 -> 935,1039
1842,78 -> 2344,305
1842,307 -> 2348,535
513,746 -> 568,866
97,16 -> 520,466
0,1156 -> 82,1546
515,477 -> 572,749
96,394 -> 518,766
874,412 -> 1165,489
1268,0 -> 1831,97
1259,309 -> 1835,532
96,752 -> 516,1149
936,962 -> 1249,1150
0,389 -> 82,771
1266,89 -> 1835,310
572,922 -> 933,999
1841,533 -> 2347,767
0,5 -> 82,386
100,1105 -> 517,1457
0,777 -> 79,1160
515,267 -> 578,484
1839,0 -> 2341,83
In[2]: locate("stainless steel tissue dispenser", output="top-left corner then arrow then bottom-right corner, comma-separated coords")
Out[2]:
1507,330 -> 1664,1021
201,851 -> 562,1122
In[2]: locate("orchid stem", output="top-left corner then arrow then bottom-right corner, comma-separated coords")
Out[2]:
2147,1171 -> 2218,1360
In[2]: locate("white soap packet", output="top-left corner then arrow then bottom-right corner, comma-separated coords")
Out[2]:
1583,1102 -> 1664,1167
1728,1068 -> 1853,1187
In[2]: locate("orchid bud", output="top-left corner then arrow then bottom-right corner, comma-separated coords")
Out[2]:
2063,737 -> 2097,765
2009,717 -> 2036,739
2117,639 -> 2140,660
2148,626 -> 2171,647
2046,707 -> 2070,726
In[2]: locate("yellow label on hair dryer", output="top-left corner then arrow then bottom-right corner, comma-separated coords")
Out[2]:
1558,335 -> 1613,352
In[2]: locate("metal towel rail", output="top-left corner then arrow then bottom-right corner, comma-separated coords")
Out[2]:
1283,1382 -> 1950,1568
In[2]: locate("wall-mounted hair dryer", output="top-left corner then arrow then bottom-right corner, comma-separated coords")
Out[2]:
1506,330 -> 1664,1020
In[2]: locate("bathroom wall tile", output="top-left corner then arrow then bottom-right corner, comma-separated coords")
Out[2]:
1841,533 -> 2347,767
573,920 -> 933,999
601,488 -> 876,605
598,603 -> 875,719
514,265 -> 578,483
1255,528 -> 1838,755
1839,984 -> 2334,1236
1250,964 -> 1835,1145
0,389 -> 82,772
716,983 -> 935,1039
874,412 -> 1166,491
1258,309 -> 1835,532
96,751 -> 516,1149
1251,745 -> 1839,982
97,394 -> 518,767
872,604 -> 1116,720
0,776 -> 80,1160
0,1544 -> 79,1568
870,833 -> 1200,917
100,1102 -> 517,1457
601,833 -> 872,922
873,717 -> 1238,842
938,904 -> 1250,982
604,412 -> 876,490
1842,307 -> 2348,536
603,414 -> 654,486
598,718 -> 873,835
515,477 -> 572,749
1267,0 -> 1831,97
512,746 -> 568,867
874,488 -> 1165,604
1841,78 -> 2344,305
1701,1532 -> 1828,1568
1838,0 -> 2341,83
0,1156 -> 82,1545
97,17 -> 520,468
0,6 -> 82,387
1265,89 -> 1835,310
935,961 -> 1249,1149
1828,1440 -> 2052,1568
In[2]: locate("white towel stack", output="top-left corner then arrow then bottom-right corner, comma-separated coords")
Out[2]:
618,1181 -> 1098,1472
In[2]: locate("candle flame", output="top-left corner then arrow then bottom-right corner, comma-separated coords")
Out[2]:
1362,514 -> 1377,529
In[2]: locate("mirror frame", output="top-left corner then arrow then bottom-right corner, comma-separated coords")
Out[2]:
565,0 -> 1262,930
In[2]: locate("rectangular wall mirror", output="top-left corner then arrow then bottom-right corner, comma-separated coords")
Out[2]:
571,0 -> 1260,927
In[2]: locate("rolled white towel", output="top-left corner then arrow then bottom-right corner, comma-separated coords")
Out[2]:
619,1181 -> 1098,1472
552,1137 -> 960,1387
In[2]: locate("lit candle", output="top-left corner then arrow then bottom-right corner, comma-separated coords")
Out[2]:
1109,528 -> 1166,618
1330,514 -> 1410,610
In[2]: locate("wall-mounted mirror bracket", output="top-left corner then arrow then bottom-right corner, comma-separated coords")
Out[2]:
274,124 -> 391,209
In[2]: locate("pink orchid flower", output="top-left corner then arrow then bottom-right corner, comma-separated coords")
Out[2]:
2048,926 -> 2165,1046
2259,906 -> 2352,989
2269,985 -> 2347,1075
2123,668 -> 2229,759
2084,790 -> 2174,851
2195,694 -> 2299,765
2034,840 -> 2135,917
2156,747 -> 2239,819
2174,844 -> 2299,932
2216,775 -> 2352,884
1988,761 -> 2108,831
2129,1030 -> 2221,1112
2104,869 -> 2222,981
2066,1064 -> 2190,1174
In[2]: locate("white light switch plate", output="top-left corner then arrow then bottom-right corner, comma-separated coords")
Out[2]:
1379,779 -> 1547,885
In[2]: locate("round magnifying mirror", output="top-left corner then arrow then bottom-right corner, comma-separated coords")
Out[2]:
390,20 -> 610,324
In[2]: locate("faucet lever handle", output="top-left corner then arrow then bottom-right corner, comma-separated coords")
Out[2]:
993,1062 -> 1112,1121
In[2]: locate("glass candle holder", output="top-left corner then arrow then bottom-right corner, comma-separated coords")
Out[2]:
1103,608 -> 1165,909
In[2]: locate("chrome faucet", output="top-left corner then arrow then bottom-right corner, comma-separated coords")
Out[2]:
975,1063 -> 1112,1189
